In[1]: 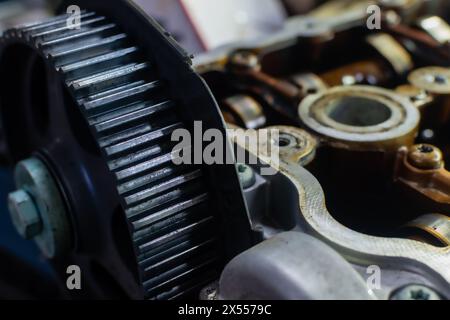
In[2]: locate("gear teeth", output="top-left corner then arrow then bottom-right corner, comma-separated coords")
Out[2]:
14,11 -> 93,31
50,33 -> 129,66
138,216 -> 214,254
30,16 -> 107,43
144,255 -> 218,296
117,166 -> 180,194
114,151 -> 176,181
39,23 -> 118,50
99,123 -> 154,148
129,193 -> 208,226
69,62 -> 150,97
79,80 -> 163,113
139,237 -> 215,269
124,170 -> 202,205
143,238 -> 215,276
104,122 -> 182,156
90,100 -> 175,133
2,11 -> 219,299
108,145 -> 165,172
61,46 -> 139,79
133,203 -> 210,243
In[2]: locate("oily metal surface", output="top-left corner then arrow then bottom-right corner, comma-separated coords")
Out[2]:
233,126 -> 450,296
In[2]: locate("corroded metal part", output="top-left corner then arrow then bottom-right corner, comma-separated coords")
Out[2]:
407,144 -> 444,170
394,144 -> 450,209
298,86 -> 420,151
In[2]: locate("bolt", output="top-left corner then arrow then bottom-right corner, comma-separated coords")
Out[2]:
237,163 -> 256,189
230,51 -> 260,71
407,144 -> 443,170
391,285 -> 442,300
8,157 -> 71,258
8,189 -> 42,239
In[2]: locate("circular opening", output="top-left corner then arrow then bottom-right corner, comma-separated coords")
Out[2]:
306,88 -> 318,94
325,96 -> 392,127
278,137 -> 291,147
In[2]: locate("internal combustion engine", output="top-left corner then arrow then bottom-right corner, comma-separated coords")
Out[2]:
0,0 -> 449,301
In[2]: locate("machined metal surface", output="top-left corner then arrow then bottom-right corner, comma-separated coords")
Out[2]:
220,232 -> 375,300
298,86 -> 420,151
232,126 -> 450,298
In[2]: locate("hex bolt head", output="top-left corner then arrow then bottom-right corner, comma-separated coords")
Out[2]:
237,163 -> 256,189
391,285 -> 442,300
8,189 -> 42,239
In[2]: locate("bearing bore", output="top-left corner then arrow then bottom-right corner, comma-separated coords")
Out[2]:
298,85 -> 420,151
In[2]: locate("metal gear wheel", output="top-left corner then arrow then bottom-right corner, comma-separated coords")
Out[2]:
0,0 -> 253,299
